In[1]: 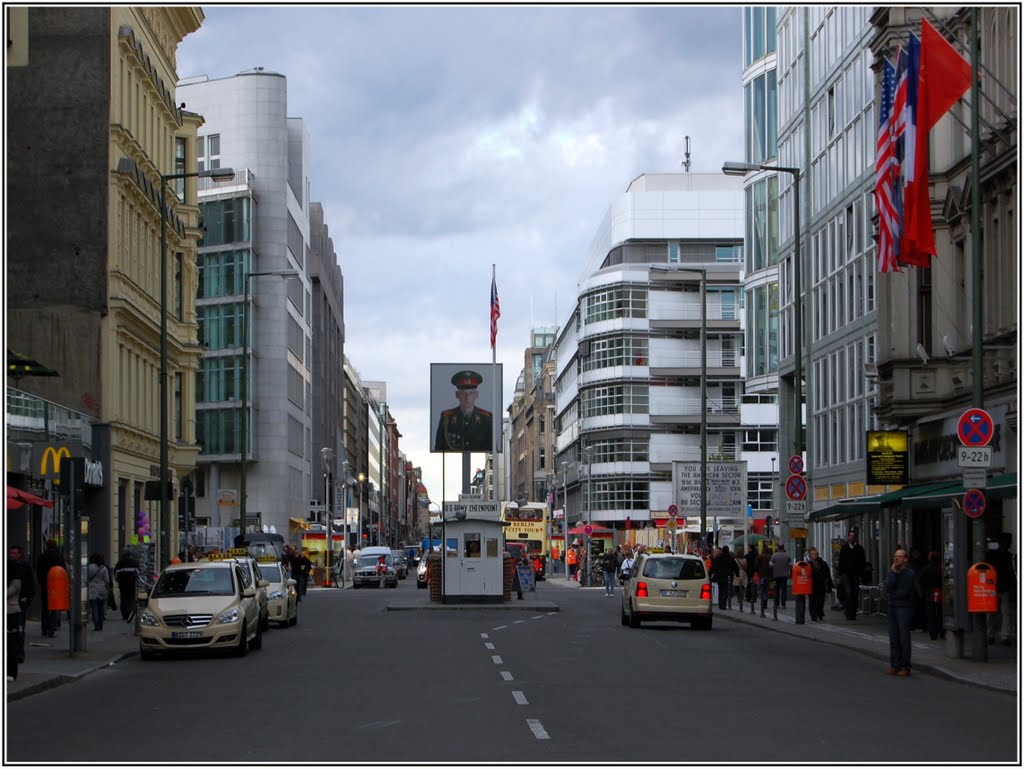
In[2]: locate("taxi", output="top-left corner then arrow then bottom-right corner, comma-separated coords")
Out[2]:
208,548 -> 271,631
138,560 -> 263,659
621,552 -> 713,630
256,554 -> 298,627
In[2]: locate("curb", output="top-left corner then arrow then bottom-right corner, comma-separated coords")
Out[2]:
715,612 -> 1015,696
7,650 -> 138,703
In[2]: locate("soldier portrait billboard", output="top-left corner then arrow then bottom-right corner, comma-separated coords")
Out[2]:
866,429 -> 909,485
430,363 -> 503,453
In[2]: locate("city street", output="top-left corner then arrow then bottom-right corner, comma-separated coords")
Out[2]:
6,578 -> 1017,764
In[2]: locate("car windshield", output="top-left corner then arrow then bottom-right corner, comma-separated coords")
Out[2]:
642,558 -> 705,581
357,555 -> 390,567
258,564 -> 283,583
152,567 -> 235,597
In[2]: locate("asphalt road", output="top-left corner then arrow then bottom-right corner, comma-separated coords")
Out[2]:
6,578 -> 1018,763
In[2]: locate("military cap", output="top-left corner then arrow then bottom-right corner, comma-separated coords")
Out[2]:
451,370 -> 483,390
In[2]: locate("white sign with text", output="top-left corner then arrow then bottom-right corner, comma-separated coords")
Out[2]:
673,461 -> 748,517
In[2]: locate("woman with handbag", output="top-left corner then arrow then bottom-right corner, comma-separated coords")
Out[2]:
86,553 -> 110,632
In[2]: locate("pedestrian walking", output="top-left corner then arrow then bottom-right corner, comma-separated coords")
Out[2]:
7,545 -> 33,663
838,530 -> 866,620
620,550 -> 636,585
601,549 -> 617,596
884,549 -> 916,676
734,548 -> 749,611
114,549 -> 141,622
7,561 -> 23,681
36,539 -> 65,637
567,544 -> 578,581
986,532 -> 1015,646
807,547 -> 833,621
297,550 -> 312,596
769,544 -> 792,609
511,552 -> 525,600
744,544 -> 758,605
86,553 -> 110,631
916,550 -> 944,640
756,545 -> 772,617
710,546 -> 738,610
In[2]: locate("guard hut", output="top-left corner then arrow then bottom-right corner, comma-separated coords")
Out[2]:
442,516 -> 509,603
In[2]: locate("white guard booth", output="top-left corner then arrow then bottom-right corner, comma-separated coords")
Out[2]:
443,517 -> 509,603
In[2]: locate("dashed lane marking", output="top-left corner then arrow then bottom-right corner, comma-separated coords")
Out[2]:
492,625 -> 507,631
480,633 -> 489,639
512,691 -> 528,705
491,655 -> 503,665
526,719 -> 550,740
514,620 -> 526,624
359,720 -> 401,730
531,615 -> 544,619
500,671 -> 514,681
484,642 -> 495,650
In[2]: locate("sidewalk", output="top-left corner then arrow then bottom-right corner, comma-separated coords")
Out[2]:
545,578 -> 1016,694
6,617 -> 140,703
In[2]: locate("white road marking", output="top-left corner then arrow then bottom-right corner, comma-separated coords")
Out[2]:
492,625 -> 507,631
500,671 -> 514,681
512,691 -> 528,705
484,642 -> 495,650
531,615 -> 543,619
491,655 -> 503,664
480,633 -> 489,639
526,719 -> 550,740
514,620 -> 526,624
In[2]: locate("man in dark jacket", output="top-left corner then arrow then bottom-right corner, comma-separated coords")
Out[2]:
837,530 -> 866,620
600,549 -> 618,596
36,540 -> 65,637
7,545 -> 34,662
744,545 -> 758,604
114,549 -> 141,622
710,546 -> 739,610
987,533 -> 1015,645
807,547 -> 834,621
884,549 -> 916,676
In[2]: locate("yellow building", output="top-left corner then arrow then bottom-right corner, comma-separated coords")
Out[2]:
7,8 -> 206,570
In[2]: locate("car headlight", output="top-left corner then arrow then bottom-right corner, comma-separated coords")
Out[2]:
139,610 -> 159,627
268,590 -> 285,600
217,607 -> 240,624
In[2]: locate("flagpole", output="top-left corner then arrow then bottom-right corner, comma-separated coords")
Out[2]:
491,264 -> 498,506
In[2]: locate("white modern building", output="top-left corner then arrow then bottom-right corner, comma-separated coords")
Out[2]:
177,69 -> 314,537
554,173 -> 761,538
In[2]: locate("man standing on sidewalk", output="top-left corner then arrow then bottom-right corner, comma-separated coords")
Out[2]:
884,549 -> 916,676
987,533 -> 1015,646
7,545 -> 33,661
838,530 -> 866,620
769,544 -> 792,610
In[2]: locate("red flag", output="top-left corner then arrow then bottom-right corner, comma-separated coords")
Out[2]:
902,20 -> 972,267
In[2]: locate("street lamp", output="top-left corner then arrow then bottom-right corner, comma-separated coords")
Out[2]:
146,162 -> 234,570
582,445 -> 594,586
320,447 -> 334,587
239,269 -> 299,535
357,472 -> 366,548
560,460 -> 570,582
724,159 -> 804,621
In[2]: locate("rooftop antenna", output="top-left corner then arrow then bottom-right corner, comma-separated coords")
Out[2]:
681,135 -> 691,173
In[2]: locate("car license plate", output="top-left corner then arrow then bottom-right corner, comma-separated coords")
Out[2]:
660,589 -> 687,597
171,631 -> 203,639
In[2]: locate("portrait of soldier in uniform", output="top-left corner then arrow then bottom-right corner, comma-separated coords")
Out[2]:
434,370 -> 493,452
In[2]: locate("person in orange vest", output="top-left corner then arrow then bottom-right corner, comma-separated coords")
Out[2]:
550,544 -> 560,574
567,545 -> 578,580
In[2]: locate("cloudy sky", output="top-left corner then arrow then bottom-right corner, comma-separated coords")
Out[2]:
177,4 -> 744,505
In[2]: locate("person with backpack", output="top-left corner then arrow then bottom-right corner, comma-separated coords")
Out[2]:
86,552 -> 110,631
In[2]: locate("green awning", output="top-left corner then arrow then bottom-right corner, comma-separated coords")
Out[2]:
901,472 -> 1018,509
808,480 -> 959,523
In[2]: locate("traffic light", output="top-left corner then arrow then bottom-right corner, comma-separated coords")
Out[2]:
764,515 -> 773,537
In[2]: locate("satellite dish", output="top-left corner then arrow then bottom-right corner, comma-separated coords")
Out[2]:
269,525 -> 277,534
262,524 -> 269,533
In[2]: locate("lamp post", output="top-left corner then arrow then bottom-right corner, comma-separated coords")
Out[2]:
155,165 -> 235,569
560,461 -> 570,582
357,473 -> 366,548
239,268 -> 299,535
321,447 -> 334,587
583,445 -> 593,587
546,472 -> 555,577
724,159 -> 804,621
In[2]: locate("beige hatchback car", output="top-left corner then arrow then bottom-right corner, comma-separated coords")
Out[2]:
138,561 -> 263,659
620,552 -> 713,630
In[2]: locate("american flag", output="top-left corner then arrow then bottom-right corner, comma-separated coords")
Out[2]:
490,273 -> 501,348
875,56 -> 899,273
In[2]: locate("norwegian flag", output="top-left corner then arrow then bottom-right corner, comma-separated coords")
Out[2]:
874,55 -> 899,273
490,273 -> 501,348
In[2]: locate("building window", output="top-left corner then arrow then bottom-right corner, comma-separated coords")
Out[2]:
174,372 -> 183,441
200,198 -> 251,247
539,447 -> 546,470
668,242 -> 680,263
174,137 -> 186,201
174,252 -> 183,320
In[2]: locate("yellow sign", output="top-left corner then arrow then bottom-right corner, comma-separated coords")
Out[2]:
789,528 -> 808,538
207,548 -> 248,561
40,446 -> 71,485
667,518 -> 678,530
256,555 -> 279,563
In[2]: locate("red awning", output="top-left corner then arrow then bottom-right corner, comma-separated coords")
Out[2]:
7,486 -> 54,510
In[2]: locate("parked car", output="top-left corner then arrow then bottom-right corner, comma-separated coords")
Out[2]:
138,561 -> 263,659
391,550 -> 409,579
207,550 -> 270,631
621,552 -> 712,630
255,557 -> 298,627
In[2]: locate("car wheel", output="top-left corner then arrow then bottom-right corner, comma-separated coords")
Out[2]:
260,610 -> 269,632
353,583 -> 360,589
620,606 -> 629,626
251,621 -> 263,650
694,616 -> 713,631
235,622 -> 249,657
628,605 -> 642,629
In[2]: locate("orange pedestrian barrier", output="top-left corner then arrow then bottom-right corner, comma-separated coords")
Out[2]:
966,562 -> 998,613
47,565 -> 70,611
791,561 -> 813,595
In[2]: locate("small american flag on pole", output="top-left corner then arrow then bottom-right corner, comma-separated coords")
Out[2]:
874,55 -> 899,273
490,272 -> 501,348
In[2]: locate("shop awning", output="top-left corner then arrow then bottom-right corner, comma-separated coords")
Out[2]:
7,486 -> 54,510
901,472 -> 1018,509
808,480 -> 956,523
